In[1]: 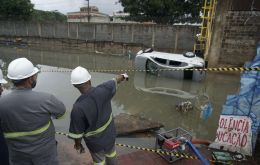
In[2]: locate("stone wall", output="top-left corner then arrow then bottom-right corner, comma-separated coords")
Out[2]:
208,0 -> 260,67
219,11 -> 260,66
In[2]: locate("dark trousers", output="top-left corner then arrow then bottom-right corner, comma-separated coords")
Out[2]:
0,128 -> 9,165
9,145 -> 58,165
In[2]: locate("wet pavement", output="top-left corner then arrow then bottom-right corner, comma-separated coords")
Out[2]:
57,135 -> 258,165
57,139 -> 92,165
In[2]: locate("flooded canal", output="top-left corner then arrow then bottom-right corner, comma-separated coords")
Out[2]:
0,45 -> 241,142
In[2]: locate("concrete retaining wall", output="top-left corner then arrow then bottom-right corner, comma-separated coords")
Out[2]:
0,21 -> 199,53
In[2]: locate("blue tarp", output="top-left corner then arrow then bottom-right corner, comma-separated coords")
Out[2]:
222,41 -> 260,149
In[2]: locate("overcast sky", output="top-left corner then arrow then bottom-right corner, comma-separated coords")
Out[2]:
31,0 -> 123,15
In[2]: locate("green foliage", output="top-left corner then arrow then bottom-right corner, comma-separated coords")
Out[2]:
0,0 -> 34,20
0,0 -> 67,22
119,0 -> 202,24
31,10 -> 67,22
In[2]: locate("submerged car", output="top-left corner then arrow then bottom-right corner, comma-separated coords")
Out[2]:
134,48 -> 206,81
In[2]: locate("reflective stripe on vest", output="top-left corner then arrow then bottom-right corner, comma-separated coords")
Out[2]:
105,150 -> 117,158
93,160 -> 105,165
68,132 -> 84,139
4,121 -> 51,139
85,113 -> 113,137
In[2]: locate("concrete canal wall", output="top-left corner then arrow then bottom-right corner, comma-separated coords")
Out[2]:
0,21 -> 199,54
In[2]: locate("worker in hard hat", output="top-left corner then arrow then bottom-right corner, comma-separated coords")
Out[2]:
69,66 -> 128,165
0,69 -> 9,165
0,58 -> 66,165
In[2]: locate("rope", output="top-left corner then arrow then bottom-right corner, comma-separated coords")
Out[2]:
55,131 -> 233,164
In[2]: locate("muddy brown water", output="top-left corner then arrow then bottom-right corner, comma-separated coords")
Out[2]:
0,46 -> 241,146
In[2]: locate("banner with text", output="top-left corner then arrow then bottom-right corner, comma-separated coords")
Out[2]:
214,115 -> 252,155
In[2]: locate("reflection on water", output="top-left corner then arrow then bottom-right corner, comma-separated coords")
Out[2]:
0,46 -> 241,140
134,72 -> 201,99
0,46 -> 131,71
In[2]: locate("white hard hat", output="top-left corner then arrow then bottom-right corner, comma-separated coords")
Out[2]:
7,58 -> 39,80
0,69 -> 7,84
71,66 -> 91,85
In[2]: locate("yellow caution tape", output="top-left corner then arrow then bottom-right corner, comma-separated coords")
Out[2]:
55,131 -> 233,164
37,67 -> 260,73
0,67 -> 249,73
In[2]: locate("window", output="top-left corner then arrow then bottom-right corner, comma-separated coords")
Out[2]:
154,58 -> 167,64
169,60 -> 182,66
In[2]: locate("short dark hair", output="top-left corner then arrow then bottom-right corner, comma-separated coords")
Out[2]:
12,77 -> 29,86
73,83 -> 84,88
73,81 -> 90,89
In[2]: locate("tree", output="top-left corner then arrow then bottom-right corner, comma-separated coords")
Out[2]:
119,0 -> 202,24
31,10 -> 67,22
0,0 -> 34,20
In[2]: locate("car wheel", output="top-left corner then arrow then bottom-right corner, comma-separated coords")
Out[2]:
146,59 -> 158,75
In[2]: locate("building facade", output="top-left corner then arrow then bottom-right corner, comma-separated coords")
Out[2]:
67,6 -> 110,23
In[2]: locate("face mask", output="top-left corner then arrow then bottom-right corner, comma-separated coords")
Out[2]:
31,80 -> 37,88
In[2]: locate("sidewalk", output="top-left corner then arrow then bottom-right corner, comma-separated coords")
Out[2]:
57,136 -> 258,165
117,149 -> 258,165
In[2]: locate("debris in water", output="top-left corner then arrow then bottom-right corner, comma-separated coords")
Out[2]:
175,101 -> 193,113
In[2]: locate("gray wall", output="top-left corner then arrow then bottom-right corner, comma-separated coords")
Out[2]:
0,21 -> 199,52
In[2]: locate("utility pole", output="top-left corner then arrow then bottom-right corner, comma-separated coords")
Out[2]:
87,0 -> 90,23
